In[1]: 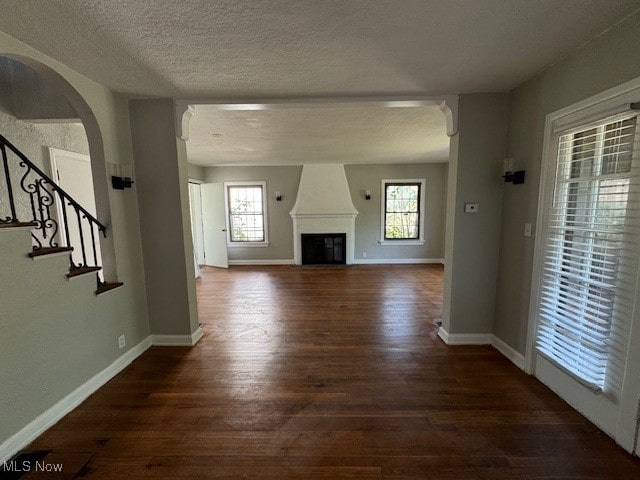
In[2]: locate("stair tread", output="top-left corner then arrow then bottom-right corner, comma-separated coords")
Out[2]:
67,266 -> 102,278
0,221 -> 38,229
28,246 -> 73,258
95,282 -> 124,296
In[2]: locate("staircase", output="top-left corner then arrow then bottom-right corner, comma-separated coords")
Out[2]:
0,133 -> 122,295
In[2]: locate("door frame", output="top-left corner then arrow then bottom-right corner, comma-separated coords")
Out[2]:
48,146 -> 92,247
526,75 -> 640,452
188,179 -> 206,265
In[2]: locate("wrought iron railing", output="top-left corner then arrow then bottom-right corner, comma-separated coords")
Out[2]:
0,133 -> 107,283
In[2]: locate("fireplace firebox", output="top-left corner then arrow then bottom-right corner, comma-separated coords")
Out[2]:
301,233 -> 346,265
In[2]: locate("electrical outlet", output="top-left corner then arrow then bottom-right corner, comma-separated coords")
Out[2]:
118,334 -> 126,349
524,223 -> 533,237
362,252 -> 367,258
464,203 -> 479,214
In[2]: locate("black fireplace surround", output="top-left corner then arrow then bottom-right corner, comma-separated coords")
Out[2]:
301,233 -> 346,265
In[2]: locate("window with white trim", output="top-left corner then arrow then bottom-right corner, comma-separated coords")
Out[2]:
536,112 -> 640,393
380,179 -> 426,244
225,182 -> 268,245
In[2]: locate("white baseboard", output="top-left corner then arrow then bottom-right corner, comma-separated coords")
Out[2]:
491,334 -> 526,370
437,327 -> 492,345
437,327 -> 450,344
353,258 -> 444,265
228,259 -> 294,265
0,336 -> 152,464
151,326 -> 204,346
437,328 -> 526,370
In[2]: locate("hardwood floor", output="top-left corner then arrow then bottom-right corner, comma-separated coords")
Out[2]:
22,265 -> 640,479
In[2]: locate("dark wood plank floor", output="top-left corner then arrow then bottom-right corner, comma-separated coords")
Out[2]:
23,265 -> 640,479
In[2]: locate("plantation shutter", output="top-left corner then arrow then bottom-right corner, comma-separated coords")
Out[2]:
536,111 -> 640,395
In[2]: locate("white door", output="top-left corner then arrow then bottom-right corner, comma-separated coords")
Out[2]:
49,147 -> 101,267
188,182 -> 205,265
201,183 -> 228,268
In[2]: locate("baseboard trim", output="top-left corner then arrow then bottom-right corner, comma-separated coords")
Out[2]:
491,334 -> 526,370
353,258 -> 444,265
228,259 -> 294,265
437,328 -> 492,345
437,327 -> 450,344
151,326 -> 204,346
0,336 -> 152,464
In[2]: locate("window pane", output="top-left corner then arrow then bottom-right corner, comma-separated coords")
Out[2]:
384,183 -> 420,239
228,185 -> 265,242
536,113 -> 639,392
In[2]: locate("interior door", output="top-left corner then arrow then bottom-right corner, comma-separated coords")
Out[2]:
49,147 -> 101,267
201,183 -> 228,268
188,182 -> 205,265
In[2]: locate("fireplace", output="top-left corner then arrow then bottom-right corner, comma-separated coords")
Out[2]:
289,165 -> 358,265
301,233 -> 346,265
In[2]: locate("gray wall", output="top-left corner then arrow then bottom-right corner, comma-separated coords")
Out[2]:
204,166 -> 302,261
129,99 -> 199,335
345,163 -> 447,260
187,163 -> 205,182
494,10 -> 640,354
443,94 -> 509,335
0,31 -> 150,454
203,163 -> 447,262
0,108 -> 89,221
0,56 -> 77,121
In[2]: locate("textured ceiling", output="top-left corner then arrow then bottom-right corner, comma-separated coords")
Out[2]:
0,0 -> 638,98
186,106 -> 449,166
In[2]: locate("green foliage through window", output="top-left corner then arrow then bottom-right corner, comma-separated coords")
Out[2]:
227,185 -> 265,242
384,183 -> 420,240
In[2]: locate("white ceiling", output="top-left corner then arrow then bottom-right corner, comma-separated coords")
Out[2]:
0,0 -> 638,98
1,0 -> 638,167
187,105 -> 449,166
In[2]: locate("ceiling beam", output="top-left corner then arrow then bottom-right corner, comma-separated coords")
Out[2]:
175,95 -> 458,141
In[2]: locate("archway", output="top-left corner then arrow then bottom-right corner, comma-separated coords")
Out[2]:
0,54 -> 116,278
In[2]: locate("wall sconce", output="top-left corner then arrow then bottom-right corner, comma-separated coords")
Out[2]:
364,190 -> 371,200
503,158 -> 525,184
109,164 -> 135,190
275,191 -> 283,201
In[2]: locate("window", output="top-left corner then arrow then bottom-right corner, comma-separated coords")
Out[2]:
224,181 -> 268,245
535,113 -> 640,393
380,179 -> 426,244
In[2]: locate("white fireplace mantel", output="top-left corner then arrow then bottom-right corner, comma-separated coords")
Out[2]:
290,165 -> 358,265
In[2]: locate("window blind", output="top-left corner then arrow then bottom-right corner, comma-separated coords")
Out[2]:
536,111 -> 640,394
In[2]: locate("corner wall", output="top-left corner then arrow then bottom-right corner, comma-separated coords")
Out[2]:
129,99 -> 199,336
442,93 -> 509,335
494,10 -> 640,354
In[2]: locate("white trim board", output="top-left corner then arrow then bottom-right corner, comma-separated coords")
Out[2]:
491,335 -> 526,370
151,326 -> 204,346
228,259 -> 294,266
353,258 -> 444,265
0,336 -> 153,464
437,328 -> 526,371
437,328 -> 492,345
